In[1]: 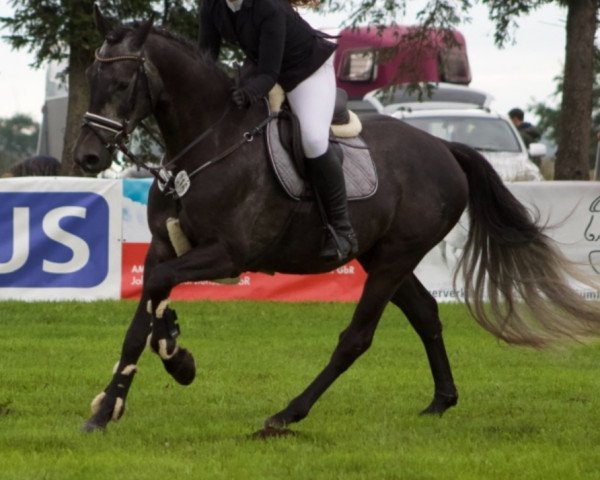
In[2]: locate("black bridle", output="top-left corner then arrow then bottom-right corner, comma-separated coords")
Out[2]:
83,49 -> 164,176
84,48 -> 277,199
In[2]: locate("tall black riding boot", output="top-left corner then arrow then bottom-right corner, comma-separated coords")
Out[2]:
305,147 -> 358,261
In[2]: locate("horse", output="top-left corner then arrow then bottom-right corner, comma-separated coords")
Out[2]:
73,8 -> 600,434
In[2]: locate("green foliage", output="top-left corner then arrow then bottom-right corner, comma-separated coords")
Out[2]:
0,113 -> 39,171
1,300 -> 600,479
0,1 -> 200,67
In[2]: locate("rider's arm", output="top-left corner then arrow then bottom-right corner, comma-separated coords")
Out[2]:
198,1 -> 222,61
241,1 -> 286,99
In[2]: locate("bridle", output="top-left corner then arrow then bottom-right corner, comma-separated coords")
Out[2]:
82,49 -> 164,176
83,47 -> 277,199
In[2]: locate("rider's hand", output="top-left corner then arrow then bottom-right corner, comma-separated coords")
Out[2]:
231,87 -> 251,109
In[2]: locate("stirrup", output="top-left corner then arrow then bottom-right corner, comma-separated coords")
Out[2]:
320,224 -> 358,261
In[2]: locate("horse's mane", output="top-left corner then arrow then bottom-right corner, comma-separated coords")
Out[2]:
106,22 -> 230,83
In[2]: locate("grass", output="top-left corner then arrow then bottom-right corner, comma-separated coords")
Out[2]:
1,300 -> 600,479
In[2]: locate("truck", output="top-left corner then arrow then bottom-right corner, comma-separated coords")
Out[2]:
333,25 -> 471,101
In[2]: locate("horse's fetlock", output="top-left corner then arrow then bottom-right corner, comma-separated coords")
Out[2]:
158,338 -> 180,360
89,391 -> 126,421
90,391 -> 107,415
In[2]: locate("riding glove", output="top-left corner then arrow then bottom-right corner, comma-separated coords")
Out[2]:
231,87 -> 252,108
231,72 -> 276,108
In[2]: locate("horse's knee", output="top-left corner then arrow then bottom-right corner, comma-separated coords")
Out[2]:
145,265 -> 175,305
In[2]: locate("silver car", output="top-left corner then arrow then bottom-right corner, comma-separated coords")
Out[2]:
363,83 -> 545,182
392,108 -> 545,181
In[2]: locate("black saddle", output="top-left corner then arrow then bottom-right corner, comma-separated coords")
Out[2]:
277,88 -> 351,179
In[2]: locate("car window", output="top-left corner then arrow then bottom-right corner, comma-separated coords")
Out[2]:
402,116 -> 522,153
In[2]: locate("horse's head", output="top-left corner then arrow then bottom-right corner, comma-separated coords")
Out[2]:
74,6 -> 163,173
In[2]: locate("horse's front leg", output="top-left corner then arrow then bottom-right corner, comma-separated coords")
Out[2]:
82,298 -> 152,432
82,240 -> 172,433
145,241 -> 238,385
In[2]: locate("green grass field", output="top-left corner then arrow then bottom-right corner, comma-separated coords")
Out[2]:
1,300 -> 600,479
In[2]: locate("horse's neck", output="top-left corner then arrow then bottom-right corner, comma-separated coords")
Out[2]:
148,39 -> 230,155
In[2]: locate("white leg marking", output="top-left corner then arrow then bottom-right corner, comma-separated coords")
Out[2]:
90,392 -> 106,415
155,300 -> 170,319
112,397 -> 124,421
166,217 -> 192,257
158,338 -> 180,360
121,364 -> 137,376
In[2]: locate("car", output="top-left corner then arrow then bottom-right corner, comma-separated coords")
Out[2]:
391,108 -> 545,181
361,83 -> 545,181
363,82 -> 494,115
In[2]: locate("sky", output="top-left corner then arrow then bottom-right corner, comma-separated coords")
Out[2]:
0,1 -> 568,124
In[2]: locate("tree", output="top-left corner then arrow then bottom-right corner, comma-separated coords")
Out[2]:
0,0 -> 198,175
531,47 -> 600,171
319,0 -> 598,180
0,113 -> 39,172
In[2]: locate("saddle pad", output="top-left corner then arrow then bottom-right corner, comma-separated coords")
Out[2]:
266,120 -> 378,201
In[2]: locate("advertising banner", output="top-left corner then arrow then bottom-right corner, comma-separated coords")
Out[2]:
415,182 -> 600,301
0,177 -> 122,300
2,178 -> 599,302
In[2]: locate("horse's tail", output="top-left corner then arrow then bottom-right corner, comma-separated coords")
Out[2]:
447,141 -> 600,347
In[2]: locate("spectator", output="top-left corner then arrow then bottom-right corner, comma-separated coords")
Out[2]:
508,108 -> 542,147
1,155 -> 61,177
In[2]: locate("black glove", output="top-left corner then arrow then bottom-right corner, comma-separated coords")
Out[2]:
231,87 -> 252,109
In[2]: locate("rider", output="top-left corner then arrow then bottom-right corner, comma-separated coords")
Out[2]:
198,0 -> 358,261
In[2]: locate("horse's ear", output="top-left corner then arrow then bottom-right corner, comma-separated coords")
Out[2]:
132,14 -> 155,49
93,4 -> 114,38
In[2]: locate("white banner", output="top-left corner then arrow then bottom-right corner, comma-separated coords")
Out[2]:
415,182 -> 600,301
0,177 -> 122,300
0,178 -> 598,302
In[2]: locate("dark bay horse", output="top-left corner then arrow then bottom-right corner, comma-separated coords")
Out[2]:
74,10 -> 600,434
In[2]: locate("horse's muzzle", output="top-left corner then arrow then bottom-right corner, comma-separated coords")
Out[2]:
74,153 -> 105,173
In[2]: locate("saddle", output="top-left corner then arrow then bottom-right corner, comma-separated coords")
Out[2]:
266,86 -> 377,201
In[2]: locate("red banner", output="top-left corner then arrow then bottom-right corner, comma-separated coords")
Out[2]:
121,243 -> 365,302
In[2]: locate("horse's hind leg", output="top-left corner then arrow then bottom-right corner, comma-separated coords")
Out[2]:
390,274 -> 458,415
264,269 -> 402,430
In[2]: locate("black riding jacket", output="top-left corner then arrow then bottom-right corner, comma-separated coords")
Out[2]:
198,0 -> 336,96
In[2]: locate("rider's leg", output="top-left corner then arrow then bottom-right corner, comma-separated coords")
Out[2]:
286,55 -> 358,260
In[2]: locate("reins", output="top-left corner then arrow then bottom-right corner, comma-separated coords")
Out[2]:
85,48 -> 278,198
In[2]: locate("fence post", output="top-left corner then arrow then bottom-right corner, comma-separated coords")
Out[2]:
595,132 -> 600,180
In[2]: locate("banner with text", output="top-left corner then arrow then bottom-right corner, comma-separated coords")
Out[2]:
1,178 -> 599,302
0,177 -> 122,300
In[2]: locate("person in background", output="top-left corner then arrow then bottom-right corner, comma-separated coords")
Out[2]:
508,107 -> 542,147
1,155 -> 61,177
198,0 -> 358,261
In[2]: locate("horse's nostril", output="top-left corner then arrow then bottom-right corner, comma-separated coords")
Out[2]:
76,154 -> 101,170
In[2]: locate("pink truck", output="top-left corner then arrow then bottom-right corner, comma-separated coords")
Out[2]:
334,25 -> 471,100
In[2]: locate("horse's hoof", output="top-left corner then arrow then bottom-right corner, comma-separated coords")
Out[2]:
251,426 -> 296,439
163,347 -> 196,385
419,392 -> 458,416
81,418 -> 107,433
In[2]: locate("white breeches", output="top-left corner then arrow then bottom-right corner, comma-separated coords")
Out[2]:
286,54 -> 336,158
